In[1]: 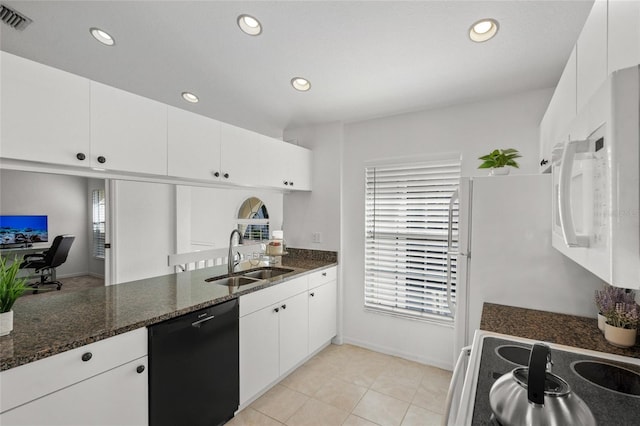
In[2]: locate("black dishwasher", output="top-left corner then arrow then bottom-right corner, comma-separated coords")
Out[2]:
148,299 -> 239,426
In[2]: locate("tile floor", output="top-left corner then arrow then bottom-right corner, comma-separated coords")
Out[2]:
227,344 -> 453,426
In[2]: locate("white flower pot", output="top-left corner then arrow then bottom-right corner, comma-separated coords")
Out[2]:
490,167 -> 510,176
597,313 -> 606,333
604,323 -> 637,348
0,310 -> 14,337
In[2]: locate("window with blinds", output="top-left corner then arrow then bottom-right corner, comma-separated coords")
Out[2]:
364,158 -> 460,322
92,189 -> 106,259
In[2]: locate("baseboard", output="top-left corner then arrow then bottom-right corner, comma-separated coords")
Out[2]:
57,271 -> 92,279
88,272 -> 105,279
341,336 -> 453,371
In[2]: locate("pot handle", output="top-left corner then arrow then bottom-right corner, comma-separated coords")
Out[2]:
527,343 -> 551,405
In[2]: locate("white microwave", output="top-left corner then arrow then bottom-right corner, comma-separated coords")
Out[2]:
551,65 -> 640,288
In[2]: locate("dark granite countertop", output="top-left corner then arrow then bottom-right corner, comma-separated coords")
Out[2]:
0,252 -> 337,371
480,303 -> 640,359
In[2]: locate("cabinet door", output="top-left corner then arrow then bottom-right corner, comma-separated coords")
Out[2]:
308,280 -> 337,354
0,52 -> 91,167
167,106 -> 222,180
279,291 -> 309,374
576,0 -> 608,112
0,357 -> 148,426
90,81 -> 167,175
608,0 -> 640,74
239,304 -> 279,405
220,123 -> 266,186
283,143 -> 313,191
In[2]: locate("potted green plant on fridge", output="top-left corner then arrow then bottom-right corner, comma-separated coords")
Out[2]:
0,257 -> 28,336
478,148 -> 521,175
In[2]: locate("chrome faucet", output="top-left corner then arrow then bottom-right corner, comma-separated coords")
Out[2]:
228,229 -> 244,275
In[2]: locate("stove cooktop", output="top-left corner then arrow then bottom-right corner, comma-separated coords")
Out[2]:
471,337 -> 640,425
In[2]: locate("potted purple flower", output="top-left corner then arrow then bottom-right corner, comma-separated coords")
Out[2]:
604,302 -> 639,348
594,285 -> 635,332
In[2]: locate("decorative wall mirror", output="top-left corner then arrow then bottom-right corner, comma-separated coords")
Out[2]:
237,197 -> 269,241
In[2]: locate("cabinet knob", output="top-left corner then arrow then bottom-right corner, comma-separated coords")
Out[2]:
136,365 -> 145,374
97,156 -> 106,164
81,352 -> 93,362
289,181 -> 294,186
284,181 -> 289,186
281,304 -> 287,310
213,171 -> 220,178
224,173 -> 230,179
310,292 -> 315,297
322,272 -> 327,277
76,153 -> 86,161
540,159 -> 548,166
274,307 -> 280,313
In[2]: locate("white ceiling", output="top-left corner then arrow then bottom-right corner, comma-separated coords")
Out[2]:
0,1 -> 594,137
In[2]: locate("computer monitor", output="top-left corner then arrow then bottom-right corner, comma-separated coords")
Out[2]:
0,215 -> 48,247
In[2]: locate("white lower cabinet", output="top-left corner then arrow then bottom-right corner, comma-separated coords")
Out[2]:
239,267 -> 337,406
0,328 -> 147,426
0,357 -> 148,426
308,280 -> 337,354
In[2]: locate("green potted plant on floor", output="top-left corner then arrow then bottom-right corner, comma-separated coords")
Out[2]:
478,148 -> 521,175
0,257 -> 28,336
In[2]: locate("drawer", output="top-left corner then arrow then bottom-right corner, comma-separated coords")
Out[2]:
0,327 -> 147,414
240,275 -> 308,317
308,266 -> 337,289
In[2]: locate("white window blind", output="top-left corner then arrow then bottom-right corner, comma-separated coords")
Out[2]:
365,159 -> 460,322
92,189 -> 106,259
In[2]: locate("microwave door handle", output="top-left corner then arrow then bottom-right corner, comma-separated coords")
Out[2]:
446,190 -> 459,316
558,139 -> 590,248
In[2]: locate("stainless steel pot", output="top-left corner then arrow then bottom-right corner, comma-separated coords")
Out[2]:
489,343 -> 596,426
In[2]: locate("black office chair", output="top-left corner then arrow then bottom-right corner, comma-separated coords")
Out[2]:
20,235 -> 75,292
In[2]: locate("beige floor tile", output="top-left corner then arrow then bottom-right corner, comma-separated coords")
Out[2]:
285,398 -> 350,426
342,414 -> 380,426
384,358 -> 427,381
352,390 -> 410,426
314,377 -> 368,412
251,384 -> 309,423
337,360 -> 386,388
401,405 -> 443,426
411,383 -> 447,414
371,373 -> 421,402
420,366 -> 453,393
227,408 -> 284,426
281,365 -> 331,396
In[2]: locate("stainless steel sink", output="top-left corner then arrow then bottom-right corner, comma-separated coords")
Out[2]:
240,267 -> 294,280
205,267 -> 294,286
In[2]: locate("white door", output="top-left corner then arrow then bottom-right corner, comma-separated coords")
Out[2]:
308,280 -> 337,354
220,123 -> 265,186
279,292 -> 309,374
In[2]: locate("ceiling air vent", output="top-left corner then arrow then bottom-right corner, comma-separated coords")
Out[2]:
0,4 -> 32,30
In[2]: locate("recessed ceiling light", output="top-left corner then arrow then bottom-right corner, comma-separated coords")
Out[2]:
291,77 -> 311,92
90,27 -> 115,46
237,14 -> 262,36
469,19 -> 499,42
181,92 -> 199,103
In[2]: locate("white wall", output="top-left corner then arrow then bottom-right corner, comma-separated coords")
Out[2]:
0,169 -> 89,277
283,123 -> 342,251
112,180 -> 175,284
340,88 -> 556,369
176,186 -> 283,252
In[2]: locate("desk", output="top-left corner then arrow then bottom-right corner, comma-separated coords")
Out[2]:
0,246 -> 48,260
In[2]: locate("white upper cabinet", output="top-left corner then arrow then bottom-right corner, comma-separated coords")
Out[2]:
220,123 -> 268,186
576,0 -> 608,112
608,0 -> 640,73
90,81 -> 168,175
0,51 -> 91,167
261,137 -> 313,191
167,106 -> 222,181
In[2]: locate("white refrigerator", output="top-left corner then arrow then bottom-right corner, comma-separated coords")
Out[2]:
450,174 -> 606,359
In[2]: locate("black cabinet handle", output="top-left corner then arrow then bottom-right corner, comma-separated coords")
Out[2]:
281,304 -> 287,310
322,272 -> 327,277
540,159 -> 548,166
97,156 -> 106,164
76,153 -> 86,161
284,181 -> 289,186
290,181 -> 294,186
136,365 -> 145,374
224,173 -> 229,179
310,292 -> 315,297
81,352 -> 92,362
213,171 -> 220,178
274,307 -> 279,313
